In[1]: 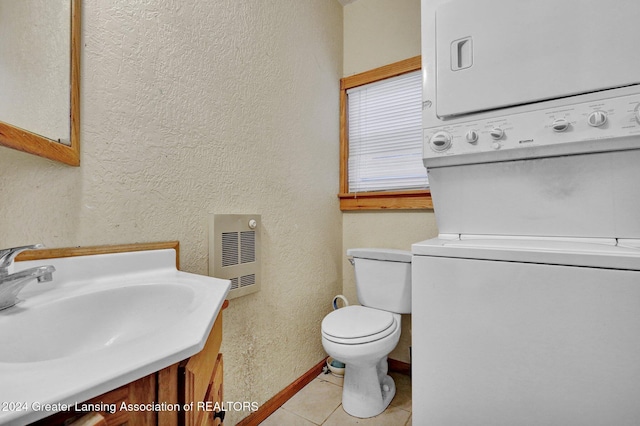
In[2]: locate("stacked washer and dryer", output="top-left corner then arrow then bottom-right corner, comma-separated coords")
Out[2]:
413,0 -> 640,425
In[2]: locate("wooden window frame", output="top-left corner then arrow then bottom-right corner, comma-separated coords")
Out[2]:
339,56 -> 432,211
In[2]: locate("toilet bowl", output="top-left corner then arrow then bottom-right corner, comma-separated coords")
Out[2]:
321,248 -> 411,418
322,306 -> 402,417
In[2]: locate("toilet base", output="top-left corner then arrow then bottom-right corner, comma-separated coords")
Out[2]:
342,357 -> 396,418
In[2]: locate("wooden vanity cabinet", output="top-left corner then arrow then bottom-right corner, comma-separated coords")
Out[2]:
173,303 -> 225,426
35,302 -> 226,426
184,354 -> 224,426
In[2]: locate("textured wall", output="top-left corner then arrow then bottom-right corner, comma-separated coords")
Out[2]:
342,0 -> 438,364
0,1 -> 342,423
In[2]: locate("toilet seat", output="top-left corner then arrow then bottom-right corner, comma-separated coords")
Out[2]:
322,306 -> 398,345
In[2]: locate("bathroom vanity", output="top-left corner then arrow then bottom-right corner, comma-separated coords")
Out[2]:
1,242 -> 230,426
34,300 -> 227,426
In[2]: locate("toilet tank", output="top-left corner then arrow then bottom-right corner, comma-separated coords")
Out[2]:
347,248 -> 412,314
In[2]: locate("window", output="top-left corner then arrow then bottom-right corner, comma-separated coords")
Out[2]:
339,56 -> 432,210
347,70 -> 425,192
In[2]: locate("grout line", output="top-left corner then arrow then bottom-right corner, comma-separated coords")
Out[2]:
280,407 -> 323,426
314,376 -> 344,388
320,404 -> 344,426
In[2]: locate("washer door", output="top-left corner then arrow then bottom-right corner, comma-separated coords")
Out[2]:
412,254 -> 640,426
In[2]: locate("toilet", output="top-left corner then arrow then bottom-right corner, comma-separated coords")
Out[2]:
321,248 -> 412,418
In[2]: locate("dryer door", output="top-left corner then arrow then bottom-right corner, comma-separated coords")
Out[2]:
412,254 -> 640,426
435,0 -> 640,117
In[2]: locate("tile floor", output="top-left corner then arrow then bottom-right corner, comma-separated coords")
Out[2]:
261,370 -> 412,425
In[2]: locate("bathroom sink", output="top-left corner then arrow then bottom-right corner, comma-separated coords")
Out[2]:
0,283 -> 196,363
0,248 -> 230,426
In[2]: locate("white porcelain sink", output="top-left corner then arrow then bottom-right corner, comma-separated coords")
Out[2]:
0,283 -> 196,363
0,249 -> 230,426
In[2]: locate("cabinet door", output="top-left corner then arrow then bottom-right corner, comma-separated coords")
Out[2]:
86,375 -> 157,426
211,354 -> 224,425
196,354 -> 224,426
180,313 -> 223,426
32,375 -> 156,426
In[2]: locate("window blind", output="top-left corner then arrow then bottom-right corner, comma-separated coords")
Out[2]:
347,70 -> 427,193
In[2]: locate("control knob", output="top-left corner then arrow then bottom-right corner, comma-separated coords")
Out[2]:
587,110 -> 608,127
551,118 -> 570,132
489,127 -> 504,140
465,130 -> 479,144
430,131 -> 452,152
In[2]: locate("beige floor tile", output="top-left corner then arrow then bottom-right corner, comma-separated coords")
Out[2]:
389,372 -> 412,412
317,371 -> 344,387
282,379 -> 343,425
323,405 -> 411,426
261,407 -> 318,426
264,369 -> 410,425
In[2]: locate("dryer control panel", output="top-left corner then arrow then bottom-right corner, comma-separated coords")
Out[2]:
424,92 -> 640,167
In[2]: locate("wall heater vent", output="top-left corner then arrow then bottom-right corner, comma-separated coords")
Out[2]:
209,214 -> 261,299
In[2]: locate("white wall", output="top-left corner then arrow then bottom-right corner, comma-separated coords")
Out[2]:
342,0 -> 438,363
0,1 -> 342,423
343,0 -> 421,76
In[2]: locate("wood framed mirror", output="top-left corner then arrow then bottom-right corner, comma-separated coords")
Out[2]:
0,0 -> 80,166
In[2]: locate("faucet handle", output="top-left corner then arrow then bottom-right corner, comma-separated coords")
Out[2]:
0,244 -> 44,274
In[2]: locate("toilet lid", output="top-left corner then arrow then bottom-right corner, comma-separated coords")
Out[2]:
322,306 -> 395,342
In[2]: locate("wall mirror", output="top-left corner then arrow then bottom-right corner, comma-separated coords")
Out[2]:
0,0 -> 80,166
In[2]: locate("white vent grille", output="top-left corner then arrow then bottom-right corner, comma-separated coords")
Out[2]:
230,277 -> 239,290
222,232 -> 239,267
241,231 -> 256,263
209,214 -> 261,299
240,274 -> 255,287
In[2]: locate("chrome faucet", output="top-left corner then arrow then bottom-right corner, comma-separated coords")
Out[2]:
0,245 -> 55,311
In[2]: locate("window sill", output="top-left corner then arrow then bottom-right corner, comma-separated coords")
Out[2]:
338,190 -> 433,211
